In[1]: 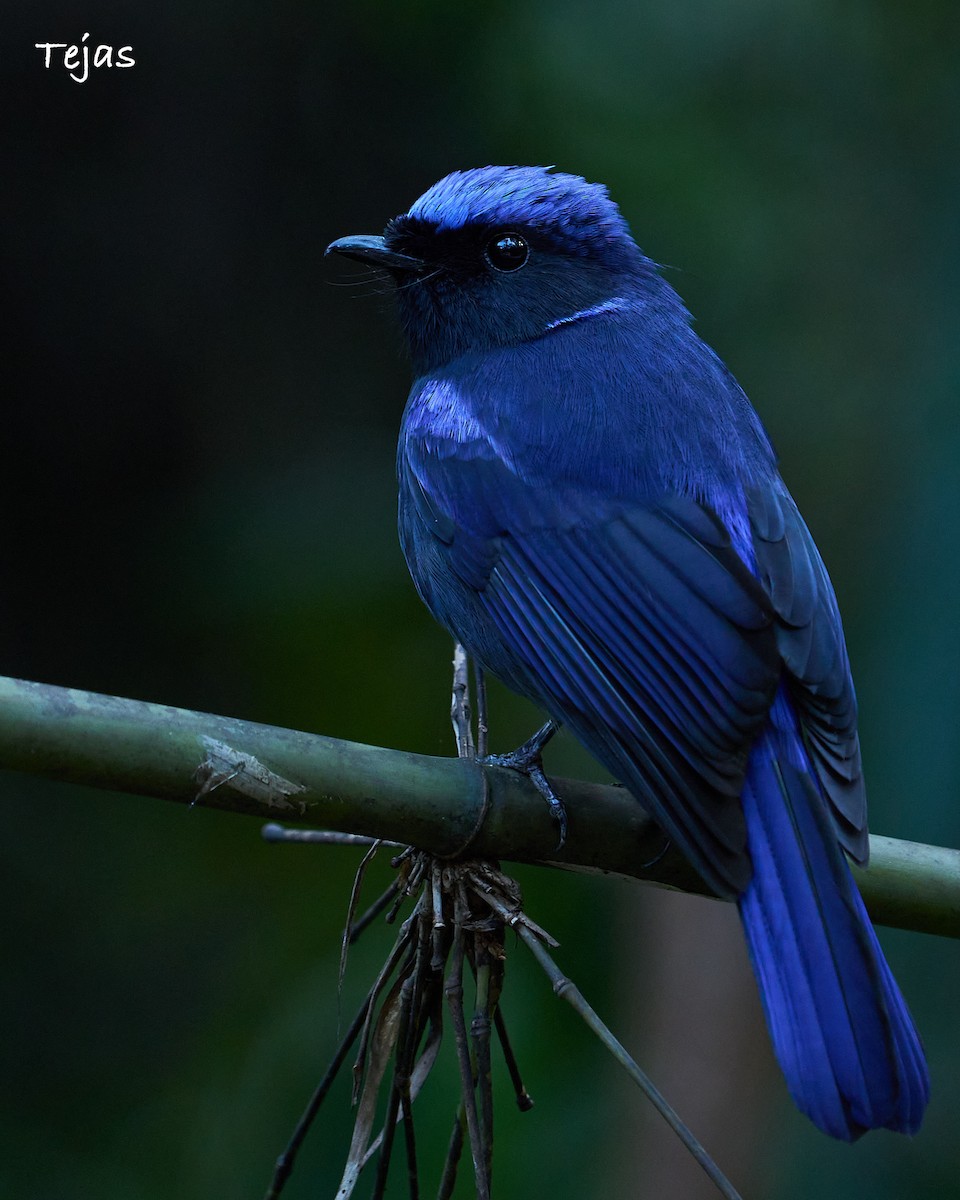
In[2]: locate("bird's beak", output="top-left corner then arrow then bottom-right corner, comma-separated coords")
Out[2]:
325,234 -> 426,274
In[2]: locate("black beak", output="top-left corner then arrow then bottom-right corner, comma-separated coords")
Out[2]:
325,234 -> 425,274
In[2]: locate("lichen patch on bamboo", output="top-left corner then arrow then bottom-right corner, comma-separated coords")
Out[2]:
194,736 -> 307,811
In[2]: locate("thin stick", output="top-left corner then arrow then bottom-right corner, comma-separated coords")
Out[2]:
263,989 -> 372,1200
261,824 -> 395,847
349,880 -> 401,945
471,941 -> 494,1191
397,916 -> 431,1200
451,642 -> 475,760
340,840 -> 382,996
431,862 -> 448,971
474,663 -> 488,759
400,1078 -> 421,1200
370,973 -> 415,1200
398,926 -> 429,1200
386,884 -> 410,925
436,1106 -> 465,1200
372,908 -> 431,1200
493,1007 -> 533,1112
444,936 -> 489,1200
516,924 -> 743,1200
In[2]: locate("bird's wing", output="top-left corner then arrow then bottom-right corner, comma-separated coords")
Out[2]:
747,485 -> 867,862
402,430 -> 781,896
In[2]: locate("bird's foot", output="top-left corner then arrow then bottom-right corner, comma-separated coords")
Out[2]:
481,720 -> 567,848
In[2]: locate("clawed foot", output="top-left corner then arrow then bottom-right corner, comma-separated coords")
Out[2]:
482,720 -> 568,848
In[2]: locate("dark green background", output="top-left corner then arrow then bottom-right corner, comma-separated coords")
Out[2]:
3,2 -> 958,1197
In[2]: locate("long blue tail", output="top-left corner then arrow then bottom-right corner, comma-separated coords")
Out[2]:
738,722 -> 929,1139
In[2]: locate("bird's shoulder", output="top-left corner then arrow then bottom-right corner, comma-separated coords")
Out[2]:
401,307 -> 777,498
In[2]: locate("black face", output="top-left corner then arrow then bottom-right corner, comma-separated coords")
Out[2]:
384,216 -> 533,285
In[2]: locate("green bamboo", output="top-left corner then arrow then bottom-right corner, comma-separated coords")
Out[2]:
0,675 -> 955,938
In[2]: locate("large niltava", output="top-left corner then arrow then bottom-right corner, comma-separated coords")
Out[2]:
327,166 -> 929,1139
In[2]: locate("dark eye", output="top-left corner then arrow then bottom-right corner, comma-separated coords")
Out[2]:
484,232 -> 529,272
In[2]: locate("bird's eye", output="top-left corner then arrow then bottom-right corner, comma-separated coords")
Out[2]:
484,232 -> 529,273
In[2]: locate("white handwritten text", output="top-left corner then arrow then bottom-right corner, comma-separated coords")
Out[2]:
36,33 -> 135,84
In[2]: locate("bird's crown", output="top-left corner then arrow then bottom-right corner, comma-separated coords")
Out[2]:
395,165 -> 635,260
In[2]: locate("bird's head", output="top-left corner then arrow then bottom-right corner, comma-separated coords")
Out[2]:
327,165 -> 663,373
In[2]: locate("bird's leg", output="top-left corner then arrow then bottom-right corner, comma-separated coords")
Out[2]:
461,649 -> 566,845
481,719 -> 567,847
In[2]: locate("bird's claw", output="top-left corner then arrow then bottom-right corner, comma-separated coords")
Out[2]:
481,720 -> 567,849
527,762 -> 568,848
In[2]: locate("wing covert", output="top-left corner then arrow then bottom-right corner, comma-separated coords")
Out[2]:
401,432 -> 782,894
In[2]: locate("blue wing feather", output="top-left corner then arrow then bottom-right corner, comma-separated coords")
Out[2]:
400,417 -> 781,895
748,485 -> 867,860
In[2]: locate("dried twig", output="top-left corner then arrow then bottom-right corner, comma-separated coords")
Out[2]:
451,643 -> 475,760
340,840 -> 382,994
515,922 -> 742,1200
263,983 -> 381,1200
264,641 -> 743,1200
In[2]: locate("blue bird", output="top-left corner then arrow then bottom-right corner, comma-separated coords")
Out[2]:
327,165 -> 929,1140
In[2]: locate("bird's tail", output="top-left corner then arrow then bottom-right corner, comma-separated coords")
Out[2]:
737,728 -> 929,1139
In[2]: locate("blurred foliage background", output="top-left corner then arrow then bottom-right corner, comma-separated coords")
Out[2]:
2,2 -> 958,1197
